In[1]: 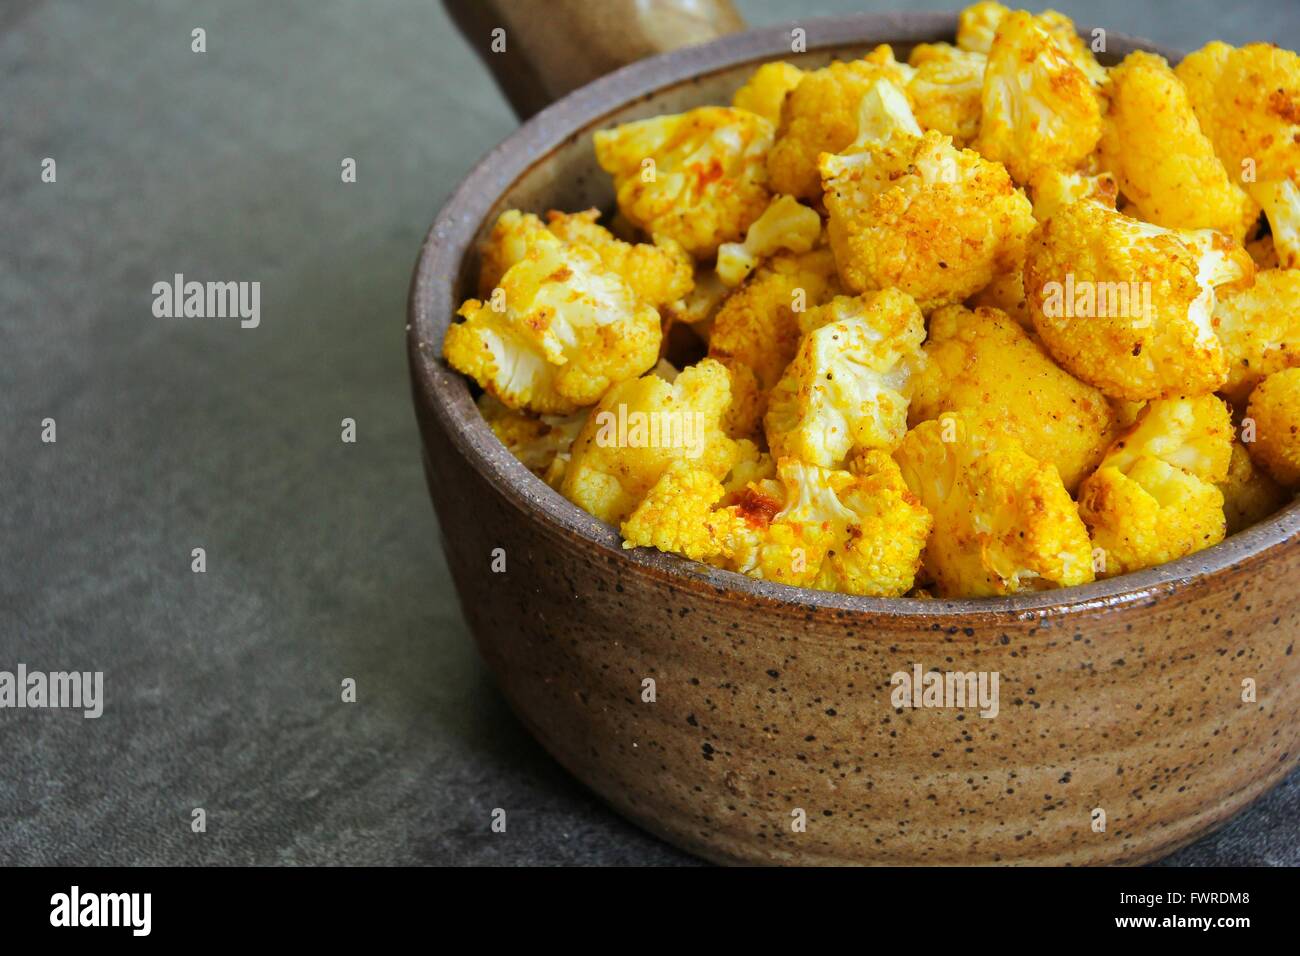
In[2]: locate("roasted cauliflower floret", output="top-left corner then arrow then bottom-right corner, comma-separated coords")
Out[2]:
699,455 -> 931,597
958,4 -> 1105,85
1023,200 -> 1255,401
974,11 -> 1102,185
1100,52 -> 1257,240
1219,441 -> 1288,534
1177,42 -> 1300,268
706,246 -> 841,434
620,463 -> 730,563
560,358 -> 740,524
1077,395 -> 1233,575
732,61 -> 805,125
1027,167 -> 1118,222
956,1 -> 1009,55
764,290 -> 927,467
543,209 -> 694,306
1246,367 -> 1300,485
894,412 -> 1095,597
445,230 -> 661,413
766,46 -> 916,200
1213,268 -> 1300,405
909,304 -> 1118,492
716,194 -> 822,287
477,394 -> 589,489
594,106 -> 774,258
819,79 -> 1034,309
907,43 -> 986,146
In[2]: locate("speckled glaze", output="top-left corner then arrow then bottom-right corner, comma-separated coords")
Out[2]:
409,14 -> 1300,865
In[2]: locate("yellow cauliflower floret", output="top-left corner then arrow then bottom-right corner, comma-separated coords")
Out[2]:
909,304 -> 1118,492
543,209 -> 694,307
1219,441 -> 1289,534
1100,52 -> 1257,241
560,358 -> 738,524
819,79 -> 1034,310
907,43 -> 986,146
732,61 -> 805,125
1213,269 -> 1300,406
477,209 -> 551,297
766,46 -> 916,200
620,464 -> 729,563
1023,200 -> 1255,401
1027,167 -> 1118,222
958,4 -> 1106,85
1177,42 -> 1300,268
716,194 -> 822,287
444,230 -> 661,414
1246,367 -> 1300,485
707,247 -> 842,432
974,11 -> 1102,185
765,290 -> 927,467
894,412 -> 1095,597
1076,395 -> 1232,575
477,394 -> 589,490
956,2 -> 1009,55
594,106 -> 774,259
704,456 -> 931,597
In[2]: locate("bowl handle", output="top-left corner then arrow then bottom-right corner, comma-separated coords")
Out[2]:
443,0 -> 746,120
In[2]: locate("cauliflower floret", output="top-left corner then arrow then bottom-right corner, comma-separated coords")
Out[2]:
766,46 -> 916,200
764,290 -> 927,467
907,43 -> 986,146
699,455 -> 931,597
445,230 -> 661,413
707,246 -> 842,434
1177,43 -> 1300,268
716,194 -> 822,287
1246,367 -> 1300,485
476,209 -> 551,297
958,4 -> 1106,85
1219,441 -> 1289,534
732,61 -> 805,125
974,11 -> 1102,185
620,463 -> 730,562
1100,52 -> 1257,240
543,209 -> 694,306
1023,200 -> 1255,401
893,411 -> 1095,597
1213,269 -> 1300,406
1027,167 -> 1118,222
594,106 -> 774,259
1077,395 -> 1232,575
909,304 -> 1119,492
477,395 -> 589,490
560,358 -> 739,524
819,79 -> 1034,310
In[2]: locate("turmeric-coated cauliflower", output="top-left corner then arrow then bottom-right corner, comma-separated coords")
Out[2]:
716,194 -> 822,287
445,229 -> 661,414
1100,52 -> 1257,240
819,79 -> 1034,309
1219,441 -> 1288,535
974,10 -> 1102,185
1245,367 -> 1300,485
1023,200 -> 1255,401
1176,42 -> 1300,268
477,395 -> 589,490
894,412 -> 1094,597
560,358 -> 741,524
1213,268 -> 1300,406
1077,395 -> 1232,575
1027,167 -> 1118,222
732,61 -> 805,125
909,304 -> 1118,492
594,106 -> 774,258
907,43 -> 986,146
766,46 -> 916,200
958,4 -> 1106,85
764,290 -> 927,467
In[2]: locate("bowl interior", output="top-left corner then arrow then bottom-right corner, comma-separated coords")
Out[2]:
411,14 -> 1300,616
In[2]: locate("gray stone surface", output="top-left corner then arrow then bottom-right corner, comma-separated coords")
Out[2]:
1,0 -> 1296,866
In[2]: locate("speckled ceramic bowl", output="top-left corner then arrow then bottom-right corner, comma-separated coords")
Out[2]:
408,13 -> 1300,865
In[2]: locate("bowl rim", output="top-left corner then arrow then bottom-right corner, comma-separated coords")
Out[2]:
408,11 -> 1300,618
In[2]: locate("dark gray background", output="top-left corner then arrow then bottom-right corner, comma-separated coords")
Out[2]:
2,0 -> 1297,866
